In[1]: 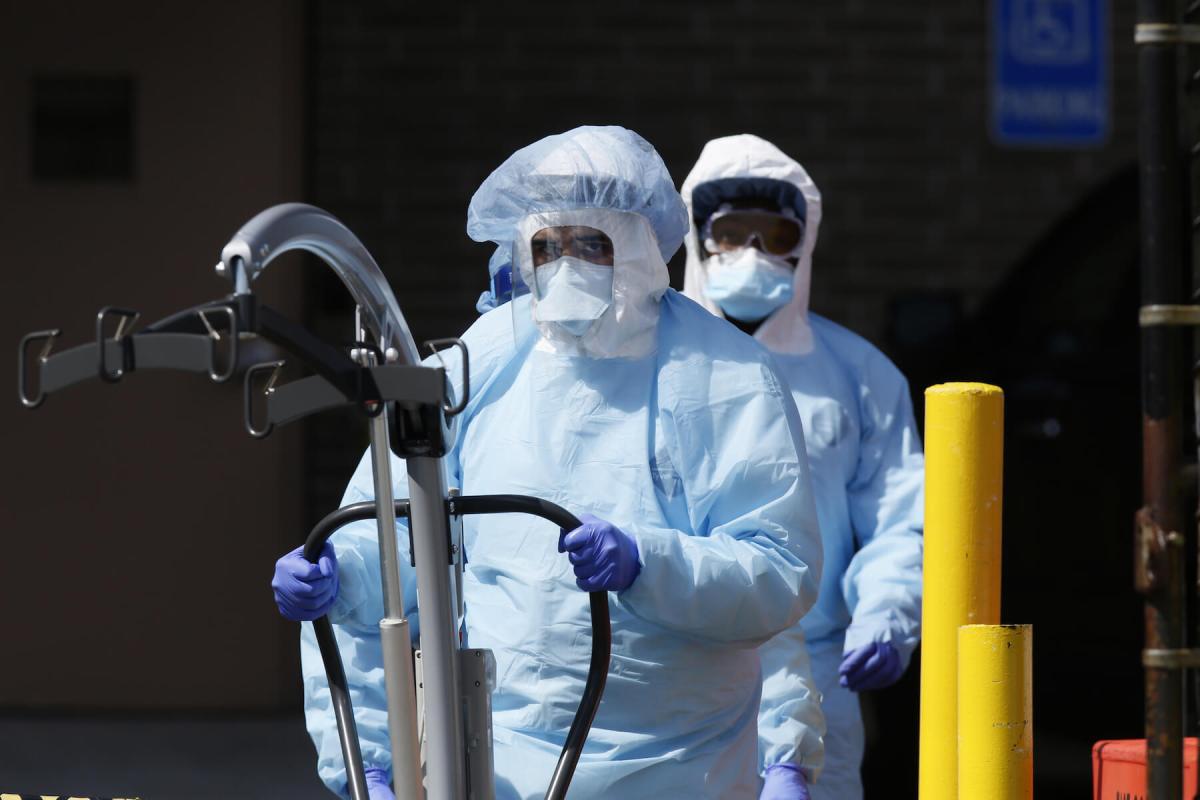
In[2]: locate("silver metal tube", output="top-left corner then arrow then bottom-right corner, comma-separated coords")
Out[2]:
407,455 -> 467,800
361,329 -> 422,798
365,357 -> 405,620
381,619 -> 423,799
220,203 -> 421,364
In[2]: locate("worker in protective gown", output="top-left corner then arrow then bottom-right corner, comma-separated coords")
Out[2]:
680,134 -> 925,800
273,126 -> 824,799
471,189 -> 826,800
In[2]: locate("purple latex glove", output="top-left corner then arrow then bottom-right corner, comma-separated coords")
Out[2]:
839,640 -> 903,691
760,764 -> 810,800
365,766 -> 394,800
271,542 -> 338,621
558,513 -> 641,592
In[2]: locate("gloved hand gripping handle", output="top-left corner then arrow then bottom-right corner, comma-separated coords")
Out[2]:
448,494 -> 612,800
302,495 -> 611,800
303,504 -> 410,800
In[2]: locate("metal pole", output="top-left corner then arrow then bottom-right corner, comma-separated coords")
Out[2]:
1136,0 -> 1188,794
368,392 -> 407,619
359,309 -> 423,799
407,455 -> 468,800
957,625 -> 1033,800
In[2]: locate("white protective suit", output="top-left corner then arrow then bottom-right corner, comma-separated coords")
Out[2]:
682,134 -> 925,800
303,126 -> 826,799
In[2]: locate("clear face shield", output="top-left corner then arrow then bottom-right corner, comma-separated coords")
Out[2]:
510,208 -> 668,359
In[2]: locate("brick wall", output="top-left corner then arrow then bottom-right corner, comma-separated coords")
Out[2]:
302,1 -> 1137,512
307,0 -> 1137,344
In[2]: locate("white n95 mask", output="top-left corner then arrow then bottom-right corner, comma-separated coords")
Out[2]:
533,256 -> 614,336
514,207 -> 670,359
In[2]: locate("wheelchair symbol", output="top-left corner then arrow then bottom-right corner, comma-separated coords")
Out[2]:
1009,0 -> 1092,65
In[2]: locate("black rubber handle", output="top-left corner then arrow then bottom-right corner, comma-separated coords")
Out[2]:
448,494 -> 610,800
303,503 -> 412,800
302,494 -> 610,800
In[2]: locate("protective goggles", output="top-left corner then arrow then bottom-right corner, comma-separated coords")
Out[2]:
701,206 -> 805,258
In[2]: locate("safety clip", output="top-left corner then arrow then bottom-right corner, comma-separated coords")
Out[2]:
197,306 -> 239,383
244,360 -> 286,438
95,306 -> 140,383
17,329 -> 62,408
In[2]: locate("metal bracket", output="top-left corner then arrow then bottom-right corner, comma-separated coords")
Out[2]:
423,337 -> 469,417
244,360 -> 286,438
1135,507 -> 1184,594
350,341 -> 386,418
196,306 -> 239,383
17,329 -> 61,409
1139,304 -> 1200,326
95,307 -> 140,383
461,647 -> 497,798
1143,648 -> 1200,668
243,364 -> 449,435
1136,23 -> 1200,45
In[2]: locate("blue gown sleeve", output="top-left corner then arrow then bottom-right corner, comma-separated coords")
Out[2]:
758,624 -> 826,780
619,358 -> 824,647
300,449 -> 421,797
839,350 -> 925,667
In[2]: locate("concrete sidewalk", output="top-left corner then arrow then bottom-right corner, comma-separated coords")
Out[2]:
0,713 -> 330,799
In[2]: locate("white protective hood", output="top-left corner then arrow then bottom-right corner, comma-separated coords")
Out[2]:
514,206 -> 668,360
681,134 -> 823,355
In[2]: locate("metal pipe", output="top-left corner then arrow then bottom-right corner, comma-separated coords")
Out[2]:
359,330 -> 424,800
1137,0 -> 1189,794
957,624 -> 1033,800
218,203 -> 420,365
918,382 -> 1004,800
407,455 -> 468,800
380,618 -> 422,799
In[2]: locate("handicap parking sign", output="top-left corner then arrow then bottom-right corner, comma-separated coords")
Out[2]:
992,0 -> 1109,146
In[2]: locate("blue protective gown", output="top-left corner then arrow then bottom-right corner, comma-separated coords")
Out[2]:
301,290 -> 824,798
681,135 -> 924,800
769,314 -> 924,800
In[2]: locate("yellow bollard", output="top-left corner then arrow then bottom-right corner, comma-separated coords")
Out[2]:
958,625 -> 1033,799
919,383 -> 1004,800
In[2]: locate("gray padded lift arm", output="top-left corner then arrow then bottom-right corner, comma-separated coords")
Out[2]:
217,202 -> 421,367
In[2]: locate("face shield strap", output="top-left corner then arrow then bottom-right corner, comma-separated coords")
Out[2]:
490,263 -> 515,305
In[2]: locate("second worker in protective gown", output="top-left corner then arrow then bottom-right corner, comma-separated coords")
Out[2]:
681,134 -> 925,800
273,126 -> 824,798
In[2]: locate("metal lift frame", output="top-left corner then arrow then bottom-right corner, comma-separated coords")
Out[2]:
17,203 -> 610,800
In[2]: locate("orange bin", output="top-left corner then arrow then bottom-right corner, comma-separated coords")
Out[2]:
1092,739 -> 1199,799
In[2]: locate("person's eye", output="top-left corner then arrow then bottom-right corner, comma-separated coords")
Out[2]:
533,240 -> 560,259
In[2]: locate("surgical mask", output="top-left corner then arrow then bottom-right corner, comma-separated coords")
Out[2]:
532,256 -> 614,336
704,248 -> 794,322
